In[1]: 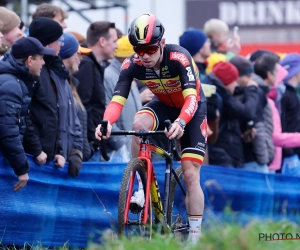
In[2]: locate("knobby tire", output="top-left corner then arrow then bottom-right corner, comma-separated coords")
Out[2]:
167,166 -> 189,240
118,158 -> 152,238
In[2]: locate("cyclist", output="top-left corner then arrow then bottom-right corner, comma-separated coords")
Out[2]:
95,14 -> 207,244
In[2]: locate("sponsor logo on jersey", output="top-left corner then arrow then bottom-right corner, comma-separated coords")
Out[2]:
184,95 -> 197,117
186,66 -> 195,81
152,87 -> 182,94
146,81 -> 160,89
165,80 -> 180,88
200,117 -> 208,142
170,52 -> 190,66
121,58 -> 130,70
161,65 -> 170,75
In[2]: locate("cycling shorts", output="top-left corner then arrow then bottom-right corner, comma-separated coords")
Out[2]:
136,97 -> 207,164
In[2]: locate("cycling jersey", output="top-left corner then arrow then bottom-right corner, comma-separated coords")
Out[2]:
104,44 -> 206,125
103,44 -> 207,164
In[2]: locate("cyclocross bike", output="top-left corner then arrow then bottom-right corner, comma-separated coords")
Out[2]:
100,120 -> 189,239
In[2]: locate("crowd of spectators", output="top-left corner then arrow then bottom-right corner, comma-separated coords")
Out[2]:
1,4 -> 300,191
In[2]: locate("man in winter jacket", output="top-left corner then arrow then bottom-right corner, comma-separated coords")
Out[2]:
74,21 -> 118,160
0,37 -> 54,191
24,17 -> 83,177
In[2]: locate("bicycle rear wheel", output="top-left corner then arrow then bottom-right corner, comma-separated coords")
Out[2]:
167,166 -> 189,240
118,158 -> 152,238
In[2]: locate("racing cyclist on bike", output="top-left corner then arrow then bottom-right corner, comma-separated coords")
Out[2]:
95,14 -> 207,244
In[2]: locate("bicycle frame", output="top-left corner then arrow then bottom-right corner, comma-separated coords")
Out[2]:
99,119 -> 186,230
124,136 -> 182,226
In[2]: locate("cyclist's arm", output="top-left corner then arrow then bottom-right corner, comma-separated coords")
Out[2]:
103,58 -> 134,125
177,56 -> 201,124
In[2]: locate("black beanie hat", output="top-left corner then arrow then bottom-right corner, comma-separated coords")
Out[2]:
229,55 -> 253,77
249,49 -> 272,63
29,17 -> 63,46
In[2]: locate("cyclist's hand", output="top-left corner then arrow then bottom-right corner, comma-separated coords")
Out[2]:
14,173 -> 29,192
165,121 -> 184,140
95,121 -> 112,140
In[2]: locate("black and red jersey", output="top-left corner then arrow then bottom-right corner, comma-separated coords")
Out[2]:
104,44 -> 206,125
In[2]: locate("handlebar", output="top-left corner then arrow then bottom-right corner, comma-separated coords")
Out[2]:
99,120 -> 181,162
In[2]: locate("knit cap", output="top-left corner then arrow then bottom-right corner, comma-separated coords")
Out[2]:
0,7 -> 20,34
229,56 -> 253,77
212,61 -> 238,86
59,33 -> 79,59
29,17 -> 63,46
179,29 -> 207,56
280,53 -> 300,81
114,36 -> 134,58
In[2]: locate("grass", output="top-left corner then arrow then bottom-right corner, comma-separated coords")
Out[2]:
1,218 -> 300,250
91,219 -> 300,250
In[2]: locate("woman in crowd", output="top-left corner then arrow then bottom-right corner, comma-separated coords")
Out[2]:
59,32 -> 93,162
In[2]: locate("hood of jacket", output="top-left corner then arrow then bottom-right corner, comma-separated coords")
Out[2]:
0,51 -> 36,82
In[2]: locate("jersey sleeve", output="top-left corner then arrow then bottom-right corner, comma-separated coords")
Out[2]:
103,57 -> 135,124
172,49 -> 201,124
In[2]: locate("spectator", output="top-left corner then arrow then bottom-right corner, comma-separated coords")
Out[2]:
27,18 -> 83,176
203,18 -> 241,73
253,53 -> 300,172
32,3 -> 68,29
0,37 -> 54,191
74,21 -> 118,161
230,55 -> 273,173
179,28 -> 211,81
23,17 -> 74,172
0,7 -> 23,55
180,28 -> 220,162
203,62 -> 258,168
68,31 -> 92,61
103,35 -> 142,162
279,53 -> 300,160
268,64 -> 300,172
59,32 -> 93,162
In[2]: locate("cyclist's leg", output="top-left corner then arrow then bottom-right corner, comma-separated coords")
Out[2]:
180,101 -> 207,243
131,97 -> 169,157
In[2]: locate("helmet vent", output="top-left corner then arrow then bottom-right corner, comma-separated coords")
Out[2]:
135,26 -> 140,39
144,25 -> 149,40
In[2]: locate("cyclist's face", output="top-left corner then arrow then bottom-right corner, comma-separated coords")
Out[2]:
136,38 -> 165,68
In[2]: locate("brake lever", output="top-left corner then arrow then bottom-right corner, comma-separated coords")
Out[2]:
164,120 -> 181,161
100,120 -> 110,161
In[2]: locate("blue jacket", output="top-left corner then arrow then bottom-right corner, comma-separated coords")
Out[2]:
0,51 -> 34,176
23,55 -> 83,160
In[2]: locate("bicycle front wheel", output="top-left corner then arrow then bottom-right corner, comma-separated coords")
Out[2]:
118,158 -> 152,238
167,166 -> 189,240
